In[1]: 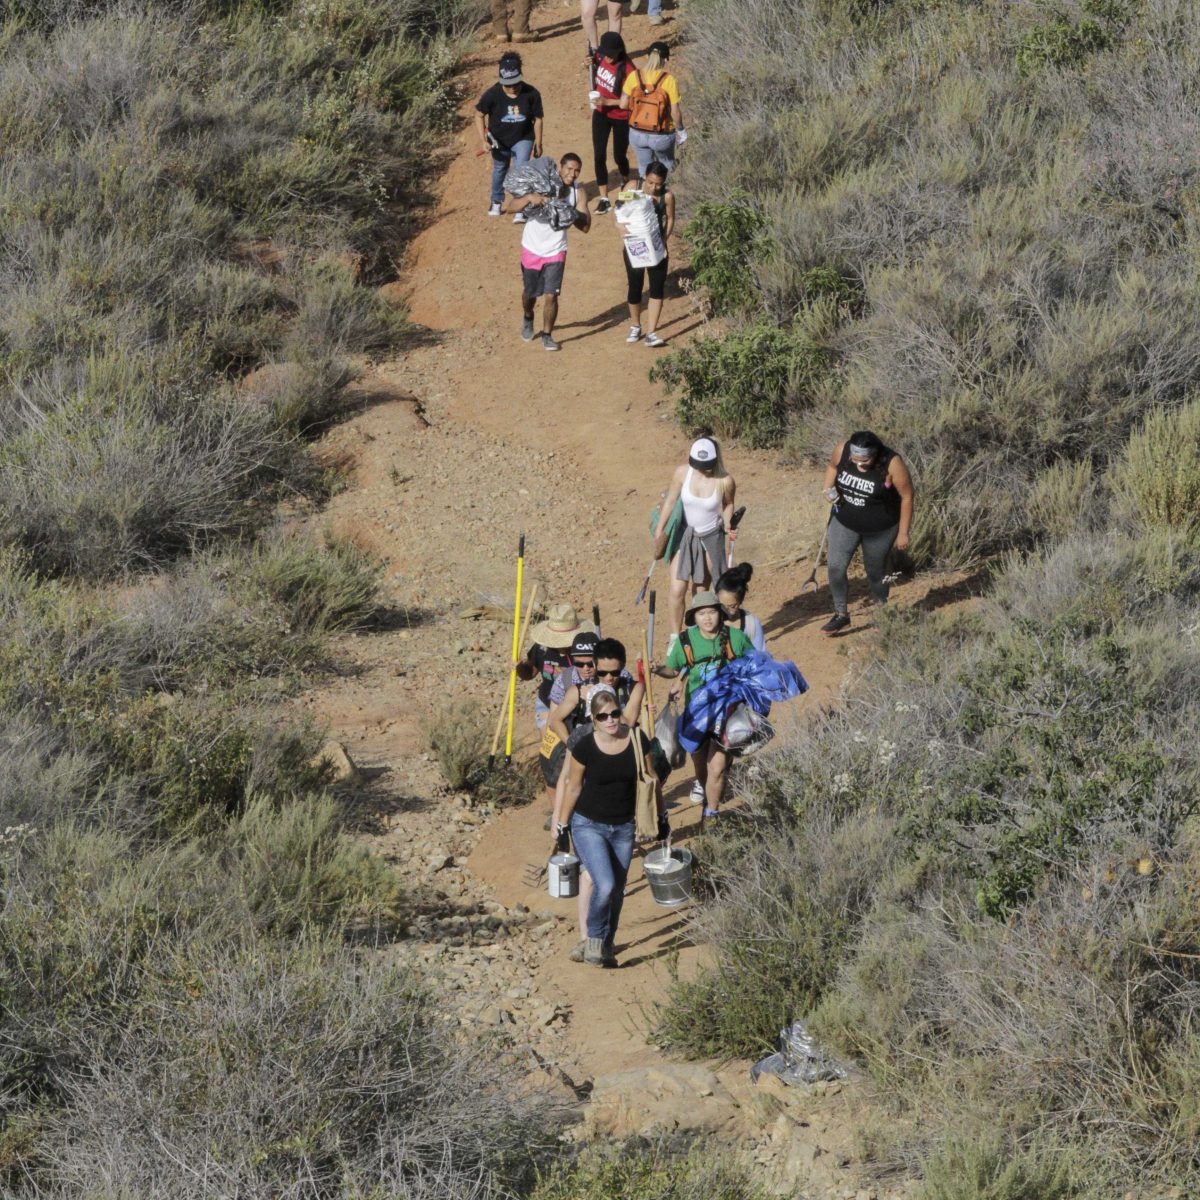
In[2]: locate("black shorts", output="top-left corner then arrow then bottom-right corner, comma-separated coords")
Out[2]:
521,258 -> 566,299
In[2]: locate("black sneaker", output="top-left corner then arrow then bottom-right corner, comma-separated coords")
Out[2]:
820,612 -> 851,636
596,197 -> 612,215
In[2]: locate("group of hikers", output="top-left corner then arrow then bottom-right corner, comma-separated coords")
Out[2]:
474,19 -> 684,350
510,434 -> 915,968
471,4 -> 919,970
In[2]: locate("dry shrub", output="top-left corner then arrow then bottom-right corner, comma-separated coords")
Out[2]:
1108,397 -> 1200,533
427,699 -> 489,791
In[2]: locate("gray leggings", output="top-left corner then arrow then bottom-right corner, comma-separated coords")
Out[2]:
826,517 -> 898,613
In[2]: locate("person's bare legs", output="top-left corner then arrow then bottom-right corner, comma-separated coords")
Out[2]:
704,745 -> 729,813
643,296 -> 663,336
581,0 -> 599,49
542,294 -> 559,336
605,0 -> 622,35
627,300 -> 642,327
666,557 -> 690,643
689,747 -> 708,796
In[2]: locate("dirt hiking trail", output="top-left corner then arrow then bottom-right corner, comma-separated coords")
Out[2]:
295,5 -> 959,1193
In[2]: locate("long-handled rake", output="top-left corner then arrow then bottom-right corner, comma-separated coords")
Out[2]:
800,513 -> 833,594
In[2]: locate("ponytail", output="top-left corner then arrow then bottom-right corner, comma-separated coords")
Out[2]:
645,48 -> 664,73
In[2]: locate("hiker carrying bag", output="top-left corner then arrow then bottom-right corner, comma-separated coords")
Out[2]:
628,69 -> 673,134
631,729 -> 659,841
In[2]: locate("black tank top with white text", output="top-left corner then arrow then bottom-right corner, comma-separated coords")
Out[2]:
833,443 -> 901,534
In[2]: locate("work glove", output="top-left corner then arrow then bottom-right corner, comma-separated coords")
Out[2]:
554,824 -> 571,855
657,813 -> 670,841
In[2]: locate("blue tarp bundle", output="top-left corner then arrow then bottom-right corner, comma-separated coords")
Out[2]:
677,648 -> 809,753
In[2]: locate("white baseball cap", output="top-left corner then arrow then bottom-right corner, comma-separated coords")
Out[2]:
688,437 -> 718,468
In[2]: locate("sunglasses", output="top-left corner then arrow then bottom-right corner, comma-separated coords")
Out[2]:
594,710 -> 620,722
596,668 -> 621,678
574,659 -> 595,669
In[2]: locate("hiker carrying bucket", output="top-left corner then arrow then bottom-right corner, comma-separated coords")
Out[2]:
716,562 -> 765,652
651,436 -> 737,658
665,590 -> 753,818
538,630 -> 600,817
819,431 -> 914,637
555,686 -> 654,967
549,638 -> 658,962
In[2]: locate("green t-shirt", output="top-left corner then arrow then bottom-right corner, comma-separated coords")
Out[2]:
665,625 -> 752,697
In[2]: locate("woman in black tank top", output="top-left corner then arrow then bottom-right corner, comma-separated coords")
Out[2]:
817,430 -> 914,636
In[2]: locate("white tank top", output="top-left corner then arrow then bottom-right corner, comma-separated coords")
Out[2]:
681,467 -> 722,535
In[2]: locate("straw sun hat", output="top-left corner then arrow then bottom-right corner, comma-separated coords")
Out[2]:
529,603 -> 594,648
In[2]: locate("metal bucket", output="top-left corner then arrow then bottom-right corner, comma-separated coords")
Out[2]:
547,853 -> 580,899
643,846 -> 693,907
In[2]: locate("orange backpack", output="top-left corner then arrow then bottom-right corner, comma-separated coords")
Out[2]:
628,70 -> 673,133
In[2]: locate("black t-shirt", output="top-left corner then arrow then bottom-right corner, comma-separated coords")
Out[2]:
833,442 -> 902,534
476,82 -> 544,150
527,644 -> 572,706
570,729 -> 650,824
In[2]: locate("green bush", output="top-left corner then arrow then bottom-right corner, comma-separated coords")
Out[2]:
532,1141 -> 767,1200
229,794 -> 405,936
918,1134 -> 1076,1200
686,192 -> 769,315
1108,398 -> 1200,534
1015,1 -> 1127,76
651,317 -> 832,447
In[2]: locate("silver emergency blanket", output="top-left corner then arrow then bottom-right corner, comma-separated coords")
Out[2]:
503,156 -> 579,230
750,1021 -> 849,1086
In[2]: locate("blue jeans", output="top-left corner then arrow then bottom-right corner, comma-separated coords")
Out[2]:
647,0 -> 661,13
629,128 -> 676,177
490,138 -> 534,205
570,812 -> 635,942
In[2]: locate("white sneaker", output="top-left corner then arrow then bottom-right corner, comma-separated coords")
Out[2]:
690,780 -> 706,805
626,325 -> 642,343
513,211 -> 527,224
644,331 -> 666,347
487,202 -> 502,217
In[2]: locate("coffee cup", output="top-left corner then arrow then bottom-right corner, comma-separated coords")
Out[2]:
588,90 -> 601,109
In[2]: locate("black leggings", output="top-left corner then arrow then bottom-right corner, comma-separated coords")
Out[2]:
592,110 -> 630,191
625,249 -> 669,304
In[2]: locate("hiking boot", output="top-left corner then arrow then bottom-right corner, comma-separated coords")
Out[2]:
487,202 -> 502,217
690,780 -> 706,805
626,325 -> 642,343
596,197 -> 612,215
601,939 -> 618,966
542,333 -> 561,351
568,939 -> 586,963
820,612 -> 851,636
644,331 -> 666,347
521,316 -> 535,341
583,937 -> 608,966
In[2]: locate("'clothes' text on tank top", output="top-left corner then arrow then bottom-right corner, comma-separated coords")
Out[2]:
833,444 -> 901,534
681,466 -> 722,535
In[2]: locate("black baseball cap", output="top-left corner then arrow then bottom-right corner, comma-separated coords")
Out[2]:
571,632 -> 599,658
498,53 -> 522,84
